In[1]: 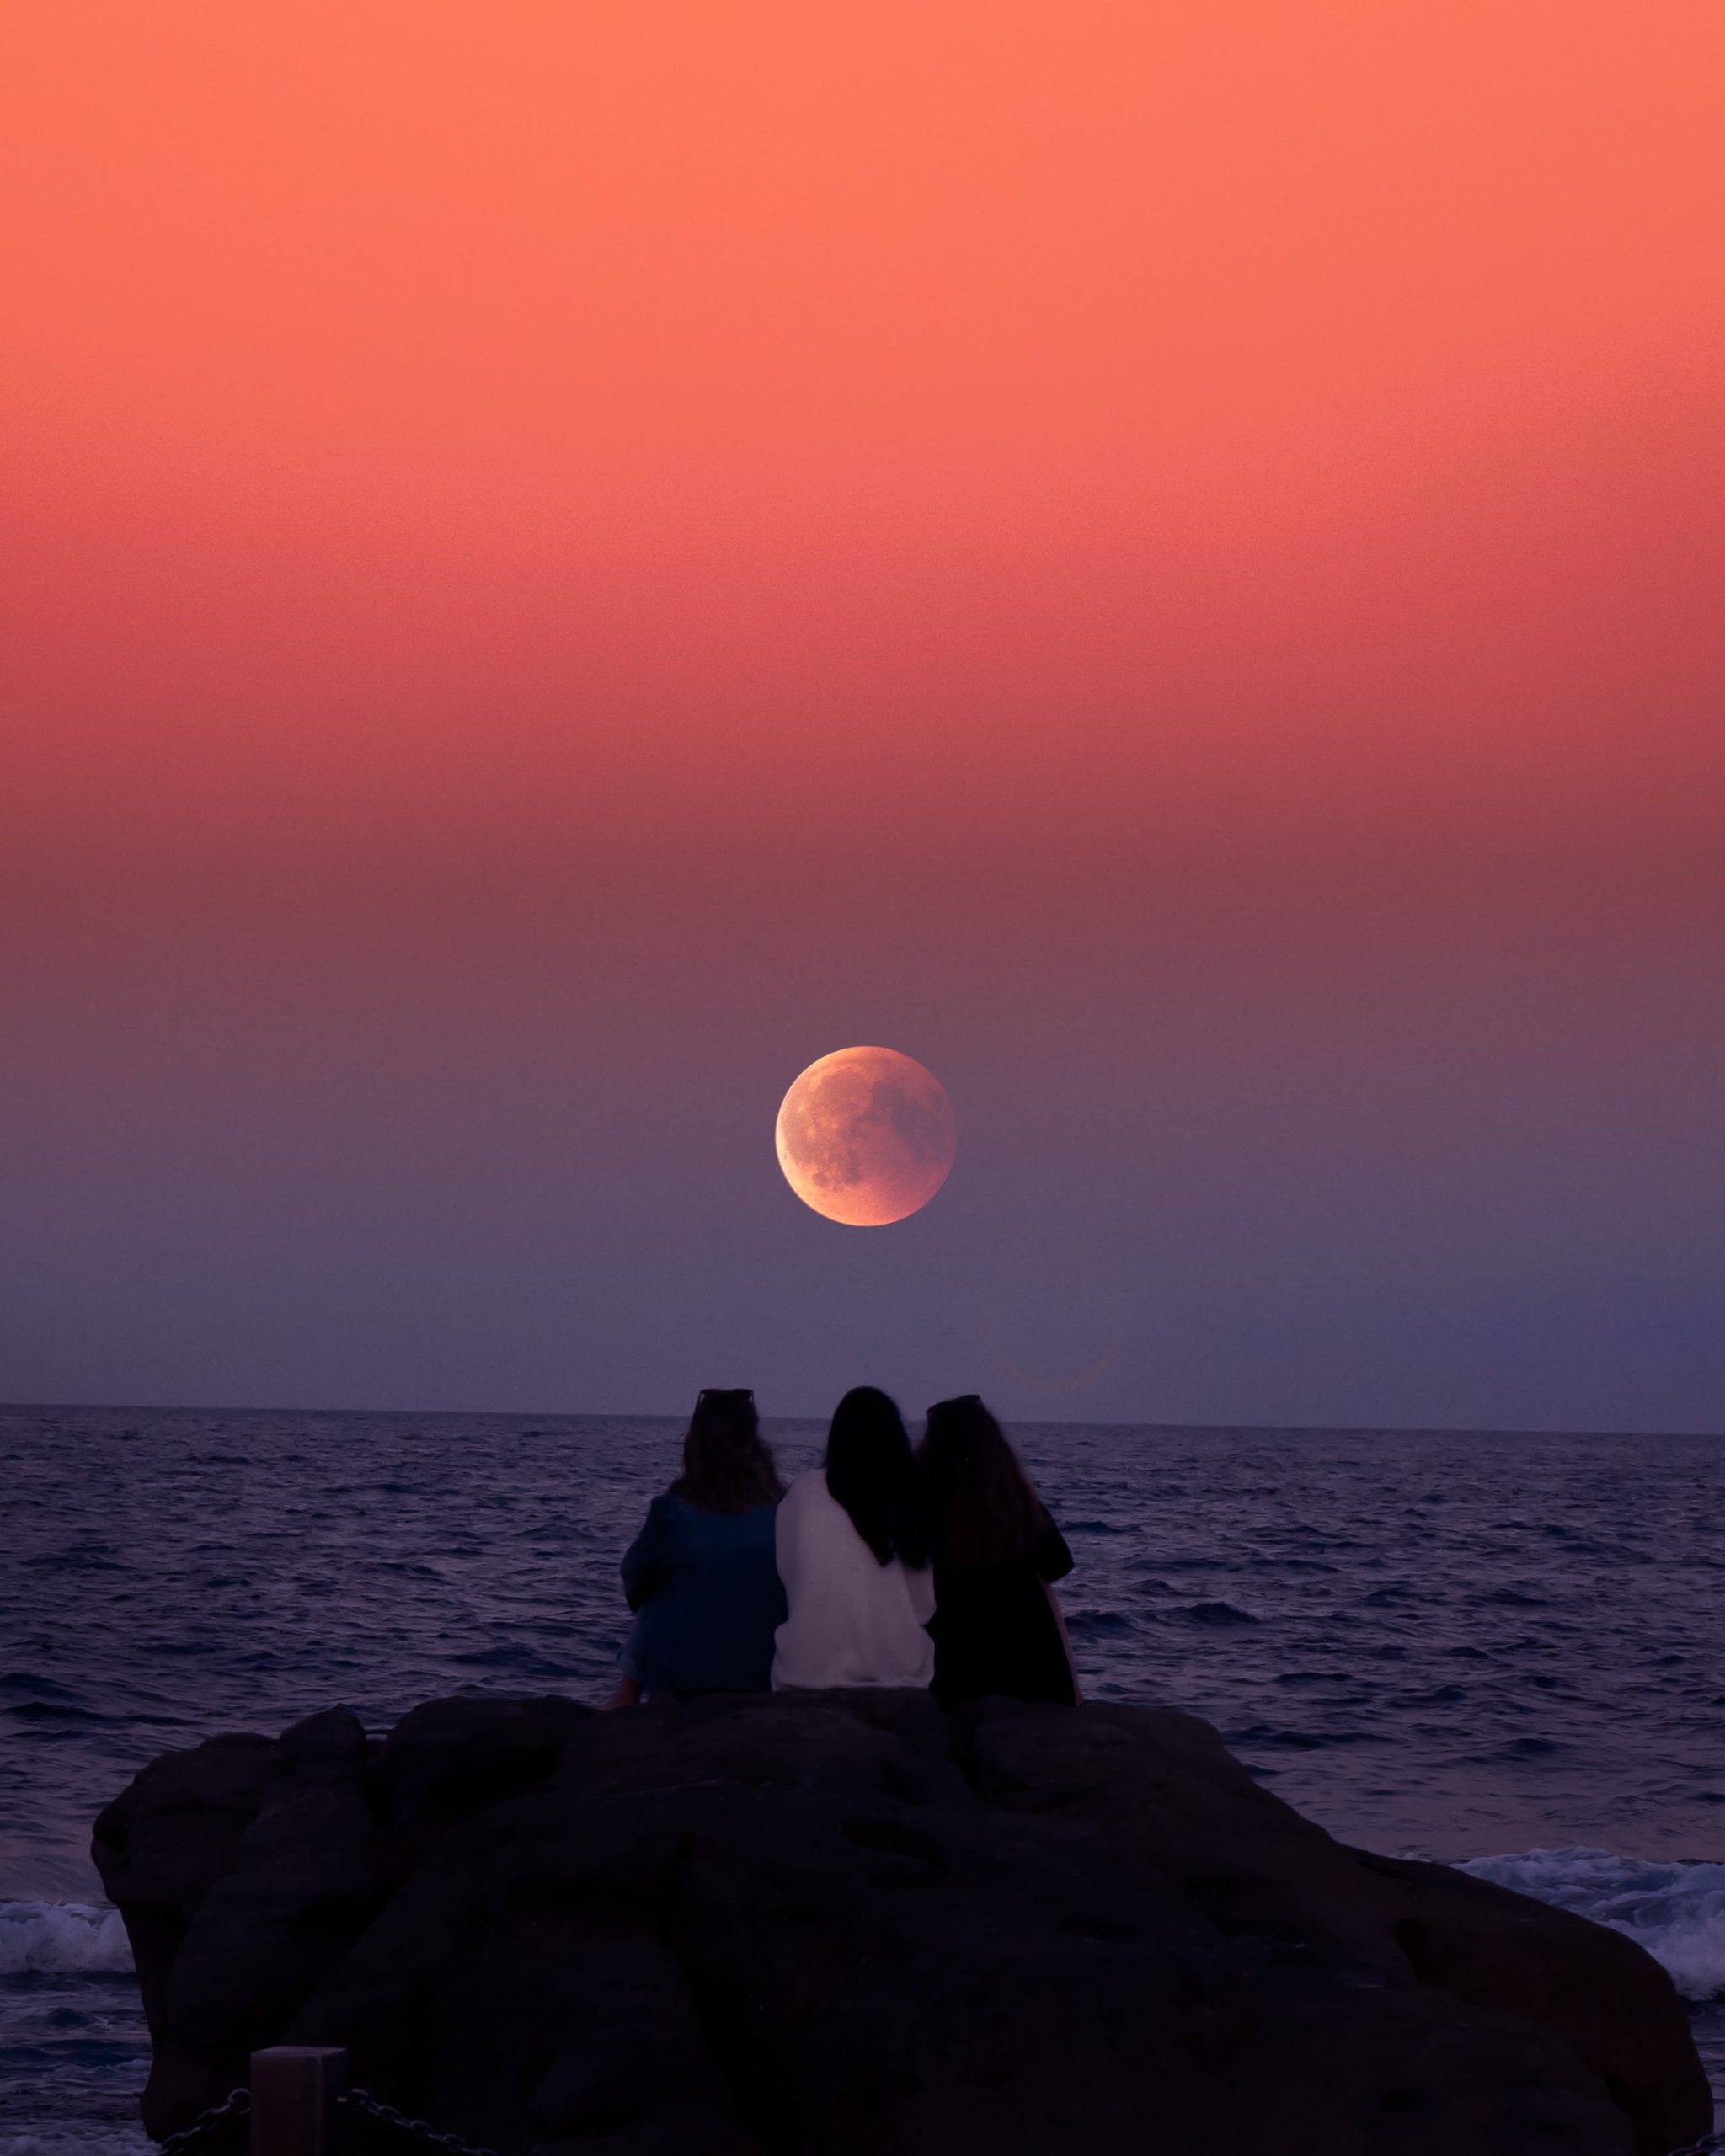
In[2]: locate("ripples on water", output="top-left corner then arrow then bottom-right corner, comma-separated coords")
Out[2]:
4,1406 -> 1723,2144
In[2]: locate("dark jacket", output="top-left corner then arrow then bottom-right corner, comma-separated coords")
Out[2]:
620,1492 -> 786,1696
929,1514 -> 1076,1708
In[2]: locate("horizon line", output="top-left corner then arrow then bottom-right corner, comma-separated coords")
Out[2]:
2,1399 -> 1718,1443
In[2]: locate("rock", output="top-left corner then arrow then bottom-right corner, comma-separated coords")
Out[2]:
91,1728 -> 275,2041
93,1692 -> 1711,2156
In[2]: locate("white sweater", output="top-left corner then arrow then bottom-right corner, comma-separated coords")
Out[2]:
772,1469 -> 937,1690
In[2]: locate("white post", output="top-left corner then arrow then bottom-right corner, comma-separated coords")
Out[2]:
251,2046 -> 348,2156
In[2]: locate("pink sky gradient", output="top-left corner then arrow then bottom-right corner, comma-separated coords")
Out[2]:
2,3 -> 1722,1422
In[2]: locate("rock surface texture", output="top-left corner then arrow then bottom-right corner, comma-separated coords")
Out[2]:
93,1692 -> 1709,2156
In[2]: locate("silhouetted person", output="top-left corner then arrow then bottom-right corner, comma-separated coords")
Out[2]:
772,1385 -> 935,1689
610,1387 -> 786,1703
919,1394 -> 1077,1707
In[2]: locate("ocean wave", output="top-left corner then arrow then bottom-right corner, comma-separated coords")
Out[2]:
1,2133 -> 149,2156
0,1903 -> 134,1976
1459,1849 -> 1725,2000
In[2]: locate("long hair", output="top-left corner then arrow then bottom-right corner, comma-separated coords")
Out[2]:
671,1388 -> 783,1513
919,1395 -> 1047,1569
824,1386 -> 928,1568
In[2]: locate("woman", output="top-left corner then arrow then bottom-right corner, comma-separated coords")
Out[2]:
918,1394 -> 1077,1707
772,1386 -> 936,1689
611,1387 -> 787,1703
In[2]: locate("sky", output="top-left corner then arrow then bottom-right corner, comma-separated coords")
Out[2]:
2,2 -> 1722,1429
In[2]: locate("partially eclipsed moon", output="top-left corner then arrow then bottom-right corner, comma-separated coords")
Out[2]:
775,1047 -> 955,1226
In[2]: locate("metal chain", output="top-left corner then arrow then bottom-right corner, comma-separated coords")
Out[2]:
157,2089 -> 250,2156
339,2081 -> 1725,2156
142,2073 -> 1700,2156
341,2085 -> 503,2156
334,2104 -> 1725,2156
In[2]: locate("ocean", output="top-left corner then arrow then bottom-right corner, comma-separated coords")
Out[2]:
4,1405 -> 1723,2149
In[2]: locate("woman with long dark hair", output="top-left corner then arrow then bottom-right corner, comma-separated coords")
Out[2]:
917,1395 -> 1077,1707
772,1386 -> 936,1689
610,1387 -> 787,1703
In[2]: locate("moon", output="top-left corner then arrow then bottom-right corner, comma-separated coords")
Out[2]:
775,1047 -> 956,1226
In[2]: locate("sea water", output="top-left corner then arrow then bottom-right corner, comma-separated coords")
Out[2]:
4,1406 -> 1723,2147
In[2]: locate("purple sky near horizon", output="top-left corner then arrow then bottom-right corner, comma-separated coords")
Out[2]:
3,840 -> 1722,1431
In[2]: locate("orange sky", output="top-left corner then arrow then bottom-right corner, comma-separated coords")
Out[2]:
4,1 -> 1723,876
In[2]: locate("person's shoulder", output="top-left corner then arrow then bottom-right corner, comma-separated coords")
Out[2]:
781,1469 -> 830,1511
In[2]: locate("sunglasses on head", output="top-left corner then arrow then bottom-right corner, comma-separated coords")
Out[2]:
698,1387 -> 755,1404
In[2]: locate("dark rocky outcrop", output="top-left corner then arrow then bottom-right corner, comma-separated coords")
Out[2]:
93,1692 -> 1710,2156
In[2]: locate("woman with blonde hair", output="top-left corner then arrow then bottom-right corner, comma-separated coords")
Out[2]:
610,1387 -> 786,1703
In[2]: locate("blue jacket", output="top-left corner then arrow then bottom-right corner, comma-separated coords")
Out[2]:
620,1492 -> 786,1695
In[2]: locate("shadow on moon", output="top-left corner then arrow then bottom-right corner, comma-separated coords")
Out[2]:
776,1046 -> 955,1227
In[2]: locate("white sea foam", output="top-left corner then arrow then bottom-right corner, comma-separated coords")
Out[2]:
1,2135 -> 149,2156
1459,1849 -> 1725,2000
0,1901 -> 134,1976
